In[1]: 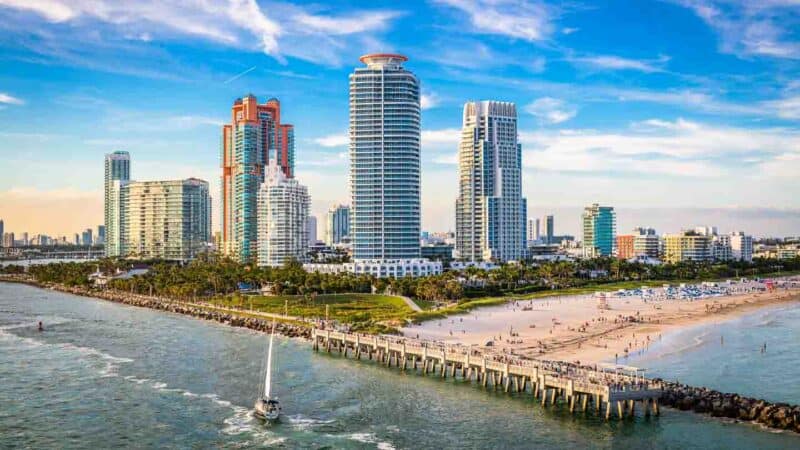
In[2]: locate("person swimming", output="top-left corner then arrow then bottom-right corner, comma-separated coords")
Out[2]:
38,321 -> 43,331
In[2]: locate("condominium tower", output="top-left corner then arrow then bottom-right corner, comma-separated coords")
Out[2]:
582,204 -> 616,258
257,163 -> 309,267
125,179 -> 211,261
349,54 -> 420,260
455,101 -> 527,263
104,151 -> 130,257
326,204 -> 350,245
221,95 -> 294,262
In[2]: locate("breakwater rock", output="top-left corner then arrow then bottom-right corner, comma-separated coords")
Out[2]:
0,276 -> 311,340
659,381 -> 800,433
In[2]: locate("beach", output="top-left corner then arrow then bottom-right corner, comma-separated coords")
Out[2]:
402,279 -> 800,366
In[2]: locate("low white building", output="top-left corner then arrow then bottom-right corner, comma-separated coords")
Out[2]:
449,261 -> 500,271
257,163 -> 310,267
304,258 -> 442,278
729,231 -> 753,262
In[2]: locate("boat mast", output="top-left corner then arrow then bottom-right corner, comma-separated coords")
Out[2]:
264,320 -> 275,398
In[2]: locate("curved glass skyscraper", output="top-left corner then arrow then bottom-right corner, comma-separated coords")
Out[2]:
349,54 -> 421,261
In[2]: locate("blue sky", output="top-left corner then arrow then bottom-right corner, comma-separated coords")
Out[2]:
0,0 -> 799,237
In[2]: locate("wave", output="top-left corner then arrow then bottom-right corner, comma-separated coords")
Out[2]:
343,432 -> 397,450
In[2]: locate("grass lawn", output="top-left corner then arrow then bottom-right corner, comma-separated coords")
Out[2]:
210,293 -> 413,333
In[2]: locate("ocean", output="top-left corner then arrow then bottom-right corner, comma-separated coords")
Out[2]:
1,282 -> 798,449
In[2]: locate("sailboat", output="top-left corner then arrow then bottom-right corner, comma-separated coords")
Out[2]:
254,320 -> 281,421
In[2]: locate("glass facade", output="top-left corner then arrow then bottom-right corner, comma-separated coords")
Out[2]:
104,151 -> 130,257
455,101 -> 527,263
349,54 -> 420,260
582,204 -> 617,258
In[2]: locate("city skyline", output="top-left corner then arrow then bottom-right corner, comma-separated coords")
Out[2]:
1,1 -> 799,237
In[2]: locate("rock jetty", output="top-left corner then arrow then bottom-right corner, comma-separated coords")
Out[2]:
0,276 -> 311,340
659,380 -> 800,433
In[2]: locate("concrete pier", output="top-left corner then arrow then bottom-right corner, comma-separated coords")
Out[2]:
312,329 -> 663,420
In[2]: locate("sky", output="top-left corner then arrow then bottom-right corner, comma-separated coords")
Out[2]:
0,0 -> 799,239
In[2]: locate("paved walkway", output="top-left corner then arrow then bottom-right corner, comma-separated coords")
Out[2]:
400,296 -> 423,312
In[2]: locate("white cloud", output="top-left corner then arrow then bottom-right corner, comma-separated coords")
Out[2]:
313,133 -> 348,148
0,92 -> 24,105
673,0 -> 800,59
561,27 -> 579,35
422,128 -> 461,147
436,0 -> 554,42
293,11 -> 402,35
421,92 -> 440,110
568,54 -> 670,72
762,95 -> 800,119
517,118 -> 800,177
525,97 -> 577,124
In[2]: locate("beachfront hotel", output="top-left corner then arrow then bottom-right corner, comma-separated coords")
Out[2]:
221,95 -> 295,263
104,151 -> 130,257
663,231 -> 713,263
256,162 -> 310,267
454,101 -> 527,263
582,204 -> 617,258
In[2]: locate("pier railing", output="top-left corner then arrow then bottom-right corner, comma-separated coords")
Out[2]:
312,328 -> 662,419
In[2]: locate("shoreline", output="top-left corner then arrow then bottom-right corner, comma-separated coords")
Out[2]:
404,281 -> 800,366
0,276 -> 312,340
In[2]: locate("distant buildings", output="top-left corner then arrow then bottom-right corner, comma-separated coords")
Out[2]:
730,232 -> 753,262
3,232 -> 14,248
527,218 -> 540,242
421,243 -> 454,264
325,204 -> 350,245
454,100 -> 526,263
543,215 -> 554,244
221,95 -> 294,263
97,225 -> 106,246
664,231 -> 713,263
81,228 -> 93,246
307,215 -> 318,246
104,151 -> 130,257
256,163 -> 309,267
633,227 -> 660,258
0,219 -> 4,246
616,235 -> 635,259
582,204 -> 616,258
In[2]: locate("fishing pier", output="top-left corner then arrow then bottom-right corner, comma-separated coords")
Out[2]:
312,328 -> 663,419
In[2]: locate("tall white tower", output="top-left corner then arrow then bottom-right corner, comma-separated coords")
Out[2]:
455,101 -> 527,263
349,54 -> 421,261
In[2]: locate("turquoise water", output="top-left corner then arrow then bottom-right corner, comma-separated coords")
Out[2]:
625,302 -> 800,405
1,282 -> 799,449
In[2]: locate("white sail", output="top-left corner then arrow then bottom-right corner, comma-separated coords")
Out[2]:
264,321 -> 275,398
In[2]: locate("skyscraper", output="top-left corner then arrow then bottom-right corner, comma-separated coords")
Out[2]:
257,162 -> 309,267
455,101 -> 527,263
125,179 -> 211,261
221,95 -> 294,262
104,151 -> 130,257
582,204 -> 616,258
349,54 -> 420,261
543,215 -> 554,245
527,218 -> 540,242
325,204 -> 350,245
307,215 -> 318,246
97,225 -> 106,246
0,219 -> 4,247
82,228 -> 93,246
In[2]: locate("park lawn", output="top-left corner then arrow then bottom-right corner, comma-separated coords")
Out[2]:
210,293 -> 413,333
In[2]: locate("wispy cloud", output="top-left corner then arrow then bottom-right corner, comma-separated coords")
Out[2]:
313,133 -> 348,148
672,0 -> 800,59
223,65 -> 257,84
525,97 -> 577,124
435,0 -> 555,42
567,54 -> 670,73
0,92 -> 24,105
762,95 -> 800,119
292,10 -> 402,35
